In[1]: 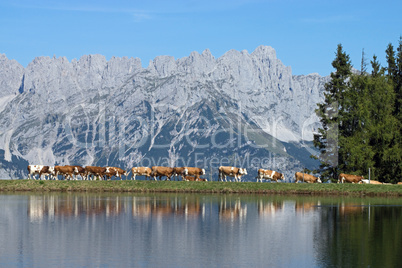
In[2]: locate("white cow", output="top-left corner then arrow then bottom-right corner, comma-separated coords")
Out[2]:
27,165 -> 45,180
218,166 -> 247,182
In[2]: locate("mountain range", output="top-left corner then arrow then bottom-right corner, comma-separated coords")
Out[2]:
0,45 -> 329,181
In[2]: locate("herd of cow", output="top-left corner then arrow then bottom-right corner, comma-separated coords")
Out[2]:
26,164 -> 369,183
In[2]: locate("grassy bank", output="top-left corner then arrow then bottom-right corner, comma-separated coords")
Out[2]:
0,180 -> 401,197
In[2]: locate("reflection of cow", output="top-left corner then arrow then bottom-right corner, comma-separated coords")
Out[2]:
295,172 -> 322,183
257,200 -> 284,216
151,166 -> 175,181
218,166 -> 247,182
338,173 -> 364,184
257,169 -> 285,182
294,201 -> 319,214
132,197 -> 152,217
131,167 -> 152,180
219,197 -> 247,221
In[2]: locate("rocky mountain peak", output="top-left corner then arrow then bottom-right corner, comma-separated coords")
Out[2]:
0,46 -> 329,180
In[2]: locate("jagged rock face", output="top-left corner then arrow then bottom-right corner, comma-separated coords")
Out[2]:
0,46 -> 329,180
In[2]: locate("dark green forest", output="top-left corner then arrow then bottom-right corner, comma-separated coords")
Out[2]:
314,38 -> 402,183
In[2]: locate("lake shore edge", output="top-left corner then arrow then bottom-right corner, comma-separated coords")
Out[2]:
0,180 -> 401,197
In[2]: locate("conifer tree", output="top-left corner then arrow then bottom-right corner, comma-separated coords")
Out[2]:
395,37 -> 402,118
314,44 -> 352,181
366,61 -> 398,182
344,70 -> 374,176
370,55 -> 382,77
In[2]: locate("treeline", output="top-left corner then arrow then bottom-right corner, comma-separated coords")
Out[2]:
314,38 -> 402,183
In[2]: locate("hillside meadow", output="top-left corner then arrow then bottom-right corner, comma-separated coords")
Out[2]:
0,180 -> 401,197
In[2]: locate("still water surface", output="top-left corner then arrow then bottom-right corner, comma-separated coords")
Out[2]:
0,193 -> 401,267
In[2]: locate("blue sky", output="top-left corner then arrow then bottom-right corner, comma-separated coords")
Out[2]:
1,0 -> 401,76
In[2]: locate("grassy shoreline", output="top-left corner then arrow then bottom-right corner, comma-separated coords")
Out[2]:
0,180 -> 401,197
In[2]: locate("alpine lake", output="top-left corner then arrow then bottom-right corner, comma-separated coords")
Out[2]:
0,192 -> 401,267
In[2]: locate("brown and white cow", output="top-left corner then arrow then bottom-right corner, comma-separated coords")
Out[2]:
183,176 -> 207,181
131,167 -> 152,180
27,165 -> 45,180
85,166 -> 107,180
151,166 -> 175,181
54,165 -> 75,180
173,167 -> 187,180
295,172 -> 322,183
104,167 -> 128,180
338,173 -> 364,184
184,167 -> 206,179
361,179 -> 383,184
218,166 -> 247,182
256,169 -> 285,182
64,165 -> 86,180
183,176 -> 197,181
39,166 -> 56,180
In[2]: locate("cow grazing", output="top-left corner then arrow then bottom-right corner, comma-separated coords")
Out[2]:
104,167 -> 128,180
295,172 -> 322,183
151,166 -> 175,181
85,166 -> 107,180
54,166 -> 75,180
338,173 -> 364,184
218,166 -> 247,182
184,167 -> 206,179
256,169 -> 285,182
131,167 -> 152,180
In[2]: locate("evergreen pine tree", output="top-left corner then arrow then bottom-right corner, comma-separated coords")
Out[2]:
366,64 -> 398,182
386,43 -> 396,78
314,44 -> 352,182
370,55 -> 382,77
344,70 -> 374,176
395,37 -> 402,118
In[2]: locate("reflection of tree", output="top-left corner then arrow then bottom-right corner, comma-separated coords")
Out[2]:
316,203 -> 402,267
294,200 -> 320,215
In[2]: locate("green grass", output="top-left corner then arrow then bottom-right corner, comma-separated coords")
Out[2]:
0,179 -> 401,197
